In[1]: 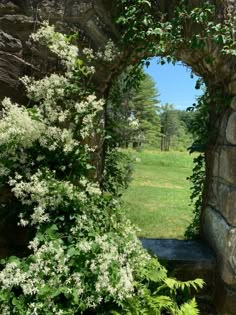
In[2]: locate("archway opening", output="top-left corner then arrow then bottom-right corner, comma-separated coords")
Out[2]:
115,57 -> 205,239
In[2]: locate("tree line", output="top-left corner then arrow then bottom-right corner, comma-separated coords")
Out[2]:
107,67 -> 195,151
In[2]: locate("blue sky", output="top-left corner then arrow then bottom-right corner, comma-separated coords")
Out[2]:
144,57 -> 203,110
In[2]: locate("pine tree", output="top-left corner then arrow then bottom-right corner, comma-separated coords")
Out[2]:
130,73 -> 161,147
107,67 -> 161,148
160,104 -> 193,151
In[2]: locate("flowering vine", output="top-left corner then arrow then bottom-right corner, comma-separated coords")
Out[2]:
0,22 -> 202,314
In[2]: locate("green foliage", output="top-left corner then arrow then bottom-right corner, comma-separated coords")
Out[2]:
160,104 -> 193,152
185,154 -> 205,239
107,66 -> 193,152
108,259 -> 204,314
0,23 -> 203,314
117,0 -> 236,60
130,72 -> 161,147
107,67 -> 161,148
184,90 -> 210,238
0,23 -> 143,314
102,149 -> 134,197
116,0 -> 236,238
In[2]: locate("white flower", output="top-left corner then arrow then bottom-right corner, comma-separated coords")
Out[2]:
0,98 -> 44,149
31,206 -> 50,225
31,22 -> 79,70
95,40 -> 120,62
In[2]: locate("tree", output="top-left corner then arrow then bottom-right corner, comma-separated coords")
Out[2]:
160,103 -> 179,151
107,67 -> 161,148
130,72 -> 161,147
160,104 -> 193,151
0,23 -> 203,315
106,66 -> 137,148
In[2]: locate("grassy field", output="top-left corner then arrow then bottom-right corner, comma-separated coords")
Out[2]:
122,150 -> 194,239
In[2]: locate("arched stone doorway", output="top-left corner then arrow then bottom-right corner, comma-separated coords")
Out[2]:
0,0 -> 236,313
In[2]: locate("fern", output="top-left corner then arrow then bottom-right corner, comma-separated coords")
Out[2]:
177,298 -> 200,315
109,259 -> 204,315
164,278 -> 204,292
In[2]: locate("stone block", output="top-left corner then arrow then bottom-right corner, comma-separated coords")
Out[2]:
208,178 -> 236,226
0,2 -> 20,15
202,207 -> 236,286
141,238 -> 216,266
0,51 -> 23,100
226,112 -> 236,145
219,147 -> 236,185
0,15 -> 34,34
219,110 -> 231,144
212,150 -> 220,178
208,178 -> 218,209
212,146 -> 236,186
0,30 -> 22,52
230,96 -> 236,110
229,80 -> 236,96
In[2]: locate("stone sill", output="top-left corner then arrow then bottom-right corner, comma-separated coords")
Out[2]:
141,238 -> 216,267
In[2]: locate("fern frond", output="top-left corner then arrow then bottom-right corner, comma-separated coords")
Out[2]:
177,298 -> 200,315
164,278 -> 204,292
151,295 -> 173,309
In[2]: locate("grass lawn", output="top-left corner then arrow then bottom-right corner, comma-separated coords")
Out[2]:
122,150 -> 194,239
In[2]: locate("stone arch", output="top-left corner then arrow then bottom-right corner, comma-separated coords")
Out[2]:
1,0 -> 236,313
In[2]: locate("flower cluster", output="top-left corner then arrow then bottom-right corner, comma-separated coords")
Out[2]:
0,23 -> 153,314
0,21 -> 201,315
75,94 -> 104,139
31,22 -> 78,70
0,160 -> 151,313
0,98 -> 44,150
95,39 -> 120,62
83,40 -> 120,63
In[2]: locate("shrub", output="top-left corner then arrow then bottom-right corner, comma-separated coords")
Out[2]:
0,22 -> 202,314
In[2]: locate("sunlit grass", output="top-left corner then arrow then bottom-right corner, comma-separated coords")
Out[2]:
122,150 -> 194,239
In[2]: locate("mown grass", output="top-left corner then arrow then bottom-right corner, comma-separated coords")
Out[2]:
122,150 -> 194,239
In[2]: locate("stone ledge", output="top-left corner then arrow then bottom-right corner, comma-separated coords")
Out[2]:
141,238 -> 216,267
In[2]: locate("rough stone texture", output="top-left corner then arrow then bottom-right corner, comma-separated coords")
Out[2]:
226,112 -> 236,144
208,178 -> 236,226
202,207 -> 236,286
0,0 -> 123,101
218,109 -> 231,145
228,80 -> 236,95
0,30 -> 22,51
230,96 -> 236,110
214,280 -> 236,315
212,146 -> 236,186
203,95 -> 236,314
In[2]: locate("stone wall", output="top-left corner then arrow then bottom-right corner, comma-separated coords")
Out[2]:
0,0 -> 122,102
1,1 -> 236,314
0,0 -> 122,260
202,96 -> 236,314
